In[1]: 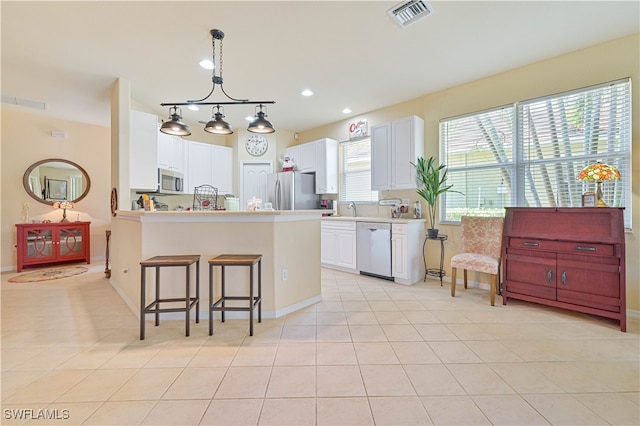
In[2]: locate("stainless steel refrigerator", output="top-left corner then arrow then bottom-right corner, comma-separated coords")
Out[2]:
266,171 -> 320,210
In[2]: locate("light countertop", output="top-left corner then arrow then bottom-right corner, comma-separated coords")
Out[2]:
116,209 -> 324,223
322,216 -> 425,224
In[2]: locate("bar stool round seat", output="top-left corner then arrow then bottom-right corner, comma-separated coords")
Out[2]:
208,254 -> 262,336
139,254 -> 200,340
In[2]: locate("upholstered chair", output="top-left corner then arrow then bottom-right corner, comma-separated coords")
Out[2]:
450,216 -> 505,306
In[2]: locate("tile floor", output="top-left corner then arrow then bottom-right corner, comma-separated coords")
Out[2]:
1,266 -> 639,425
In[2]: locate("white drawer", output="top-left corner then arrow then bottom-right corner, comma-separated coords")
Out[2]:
322,221 -> 356,231
392,223 -> 407,235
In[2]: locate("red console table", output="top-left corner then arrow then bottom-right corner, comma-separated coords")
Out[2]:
16,222 -> 91,272
502,208 -> 626,331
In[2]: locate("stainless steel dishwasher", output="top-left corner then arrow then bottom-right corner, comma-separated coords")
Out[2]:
356,222 -> 392,280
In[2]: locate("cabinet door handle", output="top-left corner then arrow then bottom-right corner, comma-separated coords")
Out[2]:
575,246 -> 596,252
523,241 -> 540,247
561,271 -> 567,285
547,269 -> 553,283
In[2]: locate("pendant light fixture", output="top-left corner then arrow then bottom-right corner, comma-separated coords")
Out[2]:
160,29 -> 275,136
159,106 -> 191,136
204,106 -> 233,135
247,104 -> 275,134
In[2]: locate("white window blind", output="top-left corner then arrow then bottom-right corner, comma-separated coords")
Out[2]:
441,79 -> 632,229
339,138 -> 379,203
441,106 -> 515,221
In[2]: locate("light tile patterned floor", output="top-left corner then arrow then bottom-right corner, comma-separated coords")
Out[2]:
1,266 -> 638,425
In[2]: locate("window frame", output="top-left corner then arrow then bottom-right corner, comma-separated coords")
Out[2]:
440,78 -> 632,229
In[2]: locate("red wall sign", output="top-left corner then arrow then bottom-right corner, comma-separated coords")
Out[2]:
348,119 -> 368,139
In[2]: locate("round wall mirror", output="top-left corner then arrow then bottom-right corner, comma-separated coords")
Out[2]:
23,158 -> 91,205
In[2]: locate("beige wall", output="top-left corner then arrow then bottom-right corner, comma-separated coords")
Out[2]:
1,107 -> 111,270
300,34 -> 640,313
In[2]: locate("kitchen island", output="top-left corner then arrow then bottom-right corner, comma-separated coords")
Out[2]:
110,210 -> 323,321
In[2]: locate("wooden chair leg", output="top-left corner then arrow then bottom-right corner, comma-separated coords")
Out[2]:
490,274 -> 496,306
463,269 -> 468,289
451,267 -> 457,297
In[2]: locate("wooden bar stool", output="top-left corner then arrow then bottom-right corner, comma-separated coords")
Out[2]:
208,254 -> 262,336
140,254 -> 200,340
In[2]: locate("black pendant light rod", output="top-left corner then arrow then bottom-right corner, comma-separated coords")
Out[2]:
160,100 -> 275,107
159,29 -> 276,136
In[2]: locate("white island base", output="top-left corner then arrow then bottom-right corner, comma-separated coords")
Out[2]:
110,210 -> 323,321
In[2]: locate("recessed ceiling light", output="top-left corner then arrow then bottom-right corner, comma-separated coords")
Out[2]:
245,115 -> 254,122
199,59 -> 214,70
301,89 -> 314,97
187,104 -> 199,111
342,108 -> 352,114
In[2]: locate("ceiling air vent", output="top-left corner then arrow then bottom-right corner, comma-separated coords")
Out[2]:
388,0 -> 434,28
1,94 -> 47,111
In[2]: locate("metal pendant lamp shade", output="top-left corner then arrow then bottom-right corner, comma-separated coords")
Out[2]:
205,107 -> 234,135
248,105 -> 275,134
160,107 -> 191,136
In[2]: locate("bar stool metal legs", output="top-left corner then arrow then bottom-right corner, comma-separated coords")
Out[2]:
208,254 -> 262,336
140,255 -> 200,340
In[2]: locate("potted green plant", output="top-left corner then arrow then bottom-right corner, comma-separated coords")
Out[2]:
412,156 -> 462,238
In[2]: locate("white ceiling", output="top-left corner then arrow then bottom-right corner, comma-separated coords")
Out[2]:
2,1 -> 638,134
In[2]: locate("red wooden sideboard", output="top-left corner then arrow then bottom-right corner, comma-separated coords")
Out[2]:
502,208 -> 626,331
16,222 -> 91,272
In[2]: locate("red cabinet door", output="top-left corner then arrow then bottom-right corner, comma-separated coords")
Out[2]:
504,250 -> 557,300
557,255 -> 621,313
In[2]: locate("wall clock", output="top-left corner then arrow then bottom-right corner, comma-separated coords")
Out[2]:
246,135 -> 268,156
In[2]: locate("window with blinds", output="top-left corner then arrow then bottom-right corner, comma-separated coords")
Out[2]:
339,138 -> 379,203
441,79 -> 632,229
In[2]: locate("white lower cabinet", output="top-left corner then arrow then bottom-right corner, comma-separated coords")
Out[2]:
322,219 -> 425,284
392,230 -> 408,279
391,222 -> 426,285
321,221 -> 357,271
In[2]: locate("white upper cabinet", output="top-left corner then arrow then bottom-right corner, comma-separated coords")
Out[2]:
129,110 -> 159,190
285,145 -> 302,170
371,115 -> 424,191
158,132 -> 185,173
286,141 -> 319,173
211,144 -> 233,195
185,141 -> 211,192
300,142 -> 317,172
185,141 -> 232,195
315,138 -> 338,194
287,138 -> 338,194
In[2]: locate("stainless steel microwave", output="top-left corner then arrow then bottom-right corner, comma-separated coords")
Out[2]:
158,168 -> 184,194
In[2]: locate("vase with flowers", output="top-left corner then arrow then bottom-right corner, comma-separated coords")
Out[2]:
53,201 -> 75,222
412,156 -> 462,238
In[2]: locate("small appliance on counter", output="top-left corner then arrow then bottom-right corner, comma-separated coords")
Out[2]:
320,199 -> 335,216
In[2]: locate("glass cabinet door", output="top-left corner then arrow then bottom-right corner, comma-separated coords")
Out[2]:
58,226 -> 84,259
26,228 -> 54,260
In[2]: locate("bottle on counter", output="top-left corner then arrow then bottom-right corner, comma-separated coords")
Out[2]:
413,201 -> 422,219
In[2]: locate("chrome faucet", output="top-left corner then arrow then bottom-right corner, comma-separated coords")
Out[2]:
347,201 -> 357,217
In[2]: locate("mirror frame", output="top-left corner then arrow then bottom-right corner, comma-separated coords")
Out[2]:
23,158 -> 91,205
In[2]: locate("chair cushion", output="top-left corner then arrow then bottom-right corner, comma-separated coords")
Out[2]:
451,253 -> 499,275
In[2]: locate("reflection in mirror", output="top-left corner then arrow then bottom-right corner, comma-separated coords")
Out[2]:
23,159 -> 91,205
